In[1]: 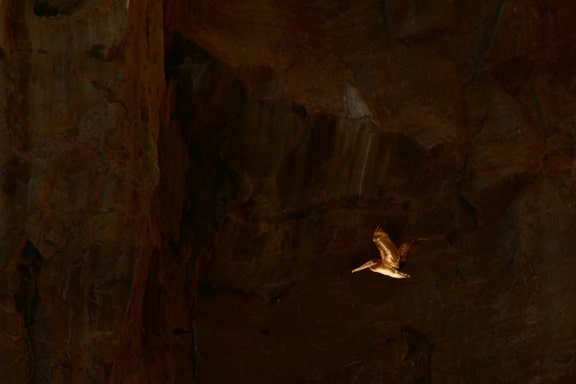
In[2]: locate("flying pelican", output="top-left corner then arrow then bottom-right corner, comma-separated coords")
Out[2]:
352,226 -> 423,279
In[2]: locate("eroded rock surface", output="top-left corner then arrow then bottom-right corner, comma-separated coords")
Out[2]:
1,0 -> 164,382
174,1 -> 576,383
1,0 -> 576,383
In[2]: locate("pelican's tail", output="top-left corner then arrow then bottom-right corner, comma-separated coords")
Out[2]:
352,259 -> 377,273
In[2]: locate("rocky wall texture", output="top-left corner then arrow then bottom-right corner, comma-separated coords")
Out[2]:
0,0 -> 165,382
172,1 -> 576,383
1,0 -> 576,383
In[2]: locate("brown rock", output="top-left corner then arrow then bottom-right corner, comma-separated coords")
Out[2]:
2,1 -> 576,383
1,0 -> 163,382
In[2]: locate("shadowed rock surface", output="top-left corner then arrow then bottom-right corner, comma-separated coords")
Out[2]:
1,0 -> 576,383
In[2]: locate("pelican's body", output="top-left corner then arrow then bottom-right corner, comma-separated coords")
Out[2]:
352,226 -> 416,279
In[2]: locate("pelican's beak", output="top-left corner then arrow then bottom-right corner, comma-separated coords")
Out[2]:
352,259 -> 377,273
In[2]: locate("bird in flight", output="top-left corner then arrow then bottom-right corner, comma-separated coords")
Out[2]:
352,226 -> 424,279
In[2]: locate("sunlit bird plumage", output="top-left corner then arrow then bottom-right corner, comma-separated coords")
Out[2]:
352,226 -> 422,279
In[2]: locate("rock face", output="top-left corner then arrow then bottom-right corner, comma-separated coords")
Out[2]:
1,0 -> 576,383
0,0 -> 164,382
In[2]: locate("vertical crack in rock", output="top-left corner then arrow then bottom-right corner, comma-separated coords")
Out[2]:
539,0 -> 551,19
449,153 -> 479,242
13,241 -> 50,383
379,0 -> 391,42
191,316 -> 200,376
401,326 -> 435,384
471,0 -> 509,81
3,1 -> 31,153
211,160 -> 240,229
530,90 -> 550,138
151,31 -> 232,381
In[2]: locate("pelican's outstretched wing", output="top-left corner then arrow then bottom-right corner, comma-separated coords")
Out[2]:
398,242 -> 413,263
398,238 -> 429,262
372,226 -> 401,268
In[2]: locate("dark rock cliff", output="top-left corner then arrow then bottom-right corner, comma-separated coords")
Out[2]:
1,1 -> 575,383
